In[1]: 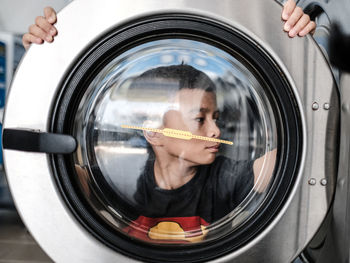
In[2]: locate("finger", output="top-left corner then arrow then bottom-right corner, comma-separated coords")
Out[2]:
35,16 -> 57,36
282,0 -> 296,20
43,6 -> 57,24
289,14 -> 310,37
22,33 -> 43,50
29,24 -> 53,42
298,21 -> 316,37
284,6 -> 304,32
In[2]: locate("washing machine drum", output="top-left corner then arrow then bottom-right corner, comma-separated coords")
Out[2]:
3,0 -> 339,262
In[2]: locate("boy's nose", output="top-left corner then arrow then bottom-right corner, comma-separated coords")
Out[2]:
207,120 -> 221,138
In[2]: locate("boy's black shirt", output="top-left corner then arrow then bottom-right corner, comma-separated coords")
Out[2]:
123,156 -> 254,242
134,155 -> 254,222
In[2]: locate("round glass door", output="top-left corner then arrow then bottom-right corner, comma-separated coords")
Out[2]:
72,39 -> 278,244
51,16 -> 301,262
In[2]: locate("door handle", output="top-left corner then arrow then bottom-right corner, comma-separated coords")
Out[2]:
2,128 -> 77,154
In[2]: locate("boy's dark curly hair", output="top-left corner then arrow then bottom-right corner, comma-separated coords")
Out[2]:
129,64 -> 216,93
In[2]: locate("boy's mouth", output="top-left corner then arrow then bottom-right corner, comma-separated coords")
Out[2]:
205,144 -> 220,153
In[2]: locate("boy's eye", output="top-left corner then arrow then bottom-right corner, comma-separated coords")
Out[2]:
195,117 -> 205,123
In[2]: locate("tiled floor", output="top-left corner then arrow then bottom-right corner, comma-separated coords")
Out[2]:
0,172 -> 52,263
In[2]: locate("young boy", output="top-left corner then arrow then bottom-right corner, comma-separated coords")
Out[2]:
122,64 -> 276,243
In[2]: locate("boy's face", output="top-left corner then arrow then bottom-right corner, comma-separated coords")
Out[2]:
160,88 -> 221,166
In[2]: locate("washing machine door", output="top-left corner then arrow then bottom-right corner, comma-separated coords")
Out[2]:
2,0 -> 339,262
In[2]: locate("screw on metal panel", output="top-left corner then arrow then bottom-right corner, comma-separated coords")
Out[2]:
312,102 -> 319,111
342,103 -> 349,113
323,103 -> 330,110
308,178 -> 316,185
320,179 -> 327,186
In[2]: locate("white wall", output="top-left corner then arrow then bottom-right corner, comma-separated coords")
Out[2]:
0,0 -> 71,34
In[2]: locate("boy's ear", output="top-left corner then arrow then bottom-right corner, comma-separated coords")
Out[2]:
142,120 -> 163,146
143,130 -> 163,146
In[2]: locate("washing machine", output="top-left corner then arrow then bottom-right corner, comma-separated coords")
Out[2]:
2,0 -> 341,262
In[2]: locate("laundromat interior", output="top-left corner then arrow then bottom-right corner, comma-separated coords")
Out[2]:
0,0 -> 350,262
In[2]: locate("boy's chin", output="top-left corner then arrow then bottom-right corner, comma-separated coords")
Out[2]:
194,155 -> 216,165
179,153 -> 217,166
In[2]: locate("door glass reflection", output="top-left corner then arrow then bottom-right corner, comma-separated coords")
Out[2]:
73,39 -> 278,244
